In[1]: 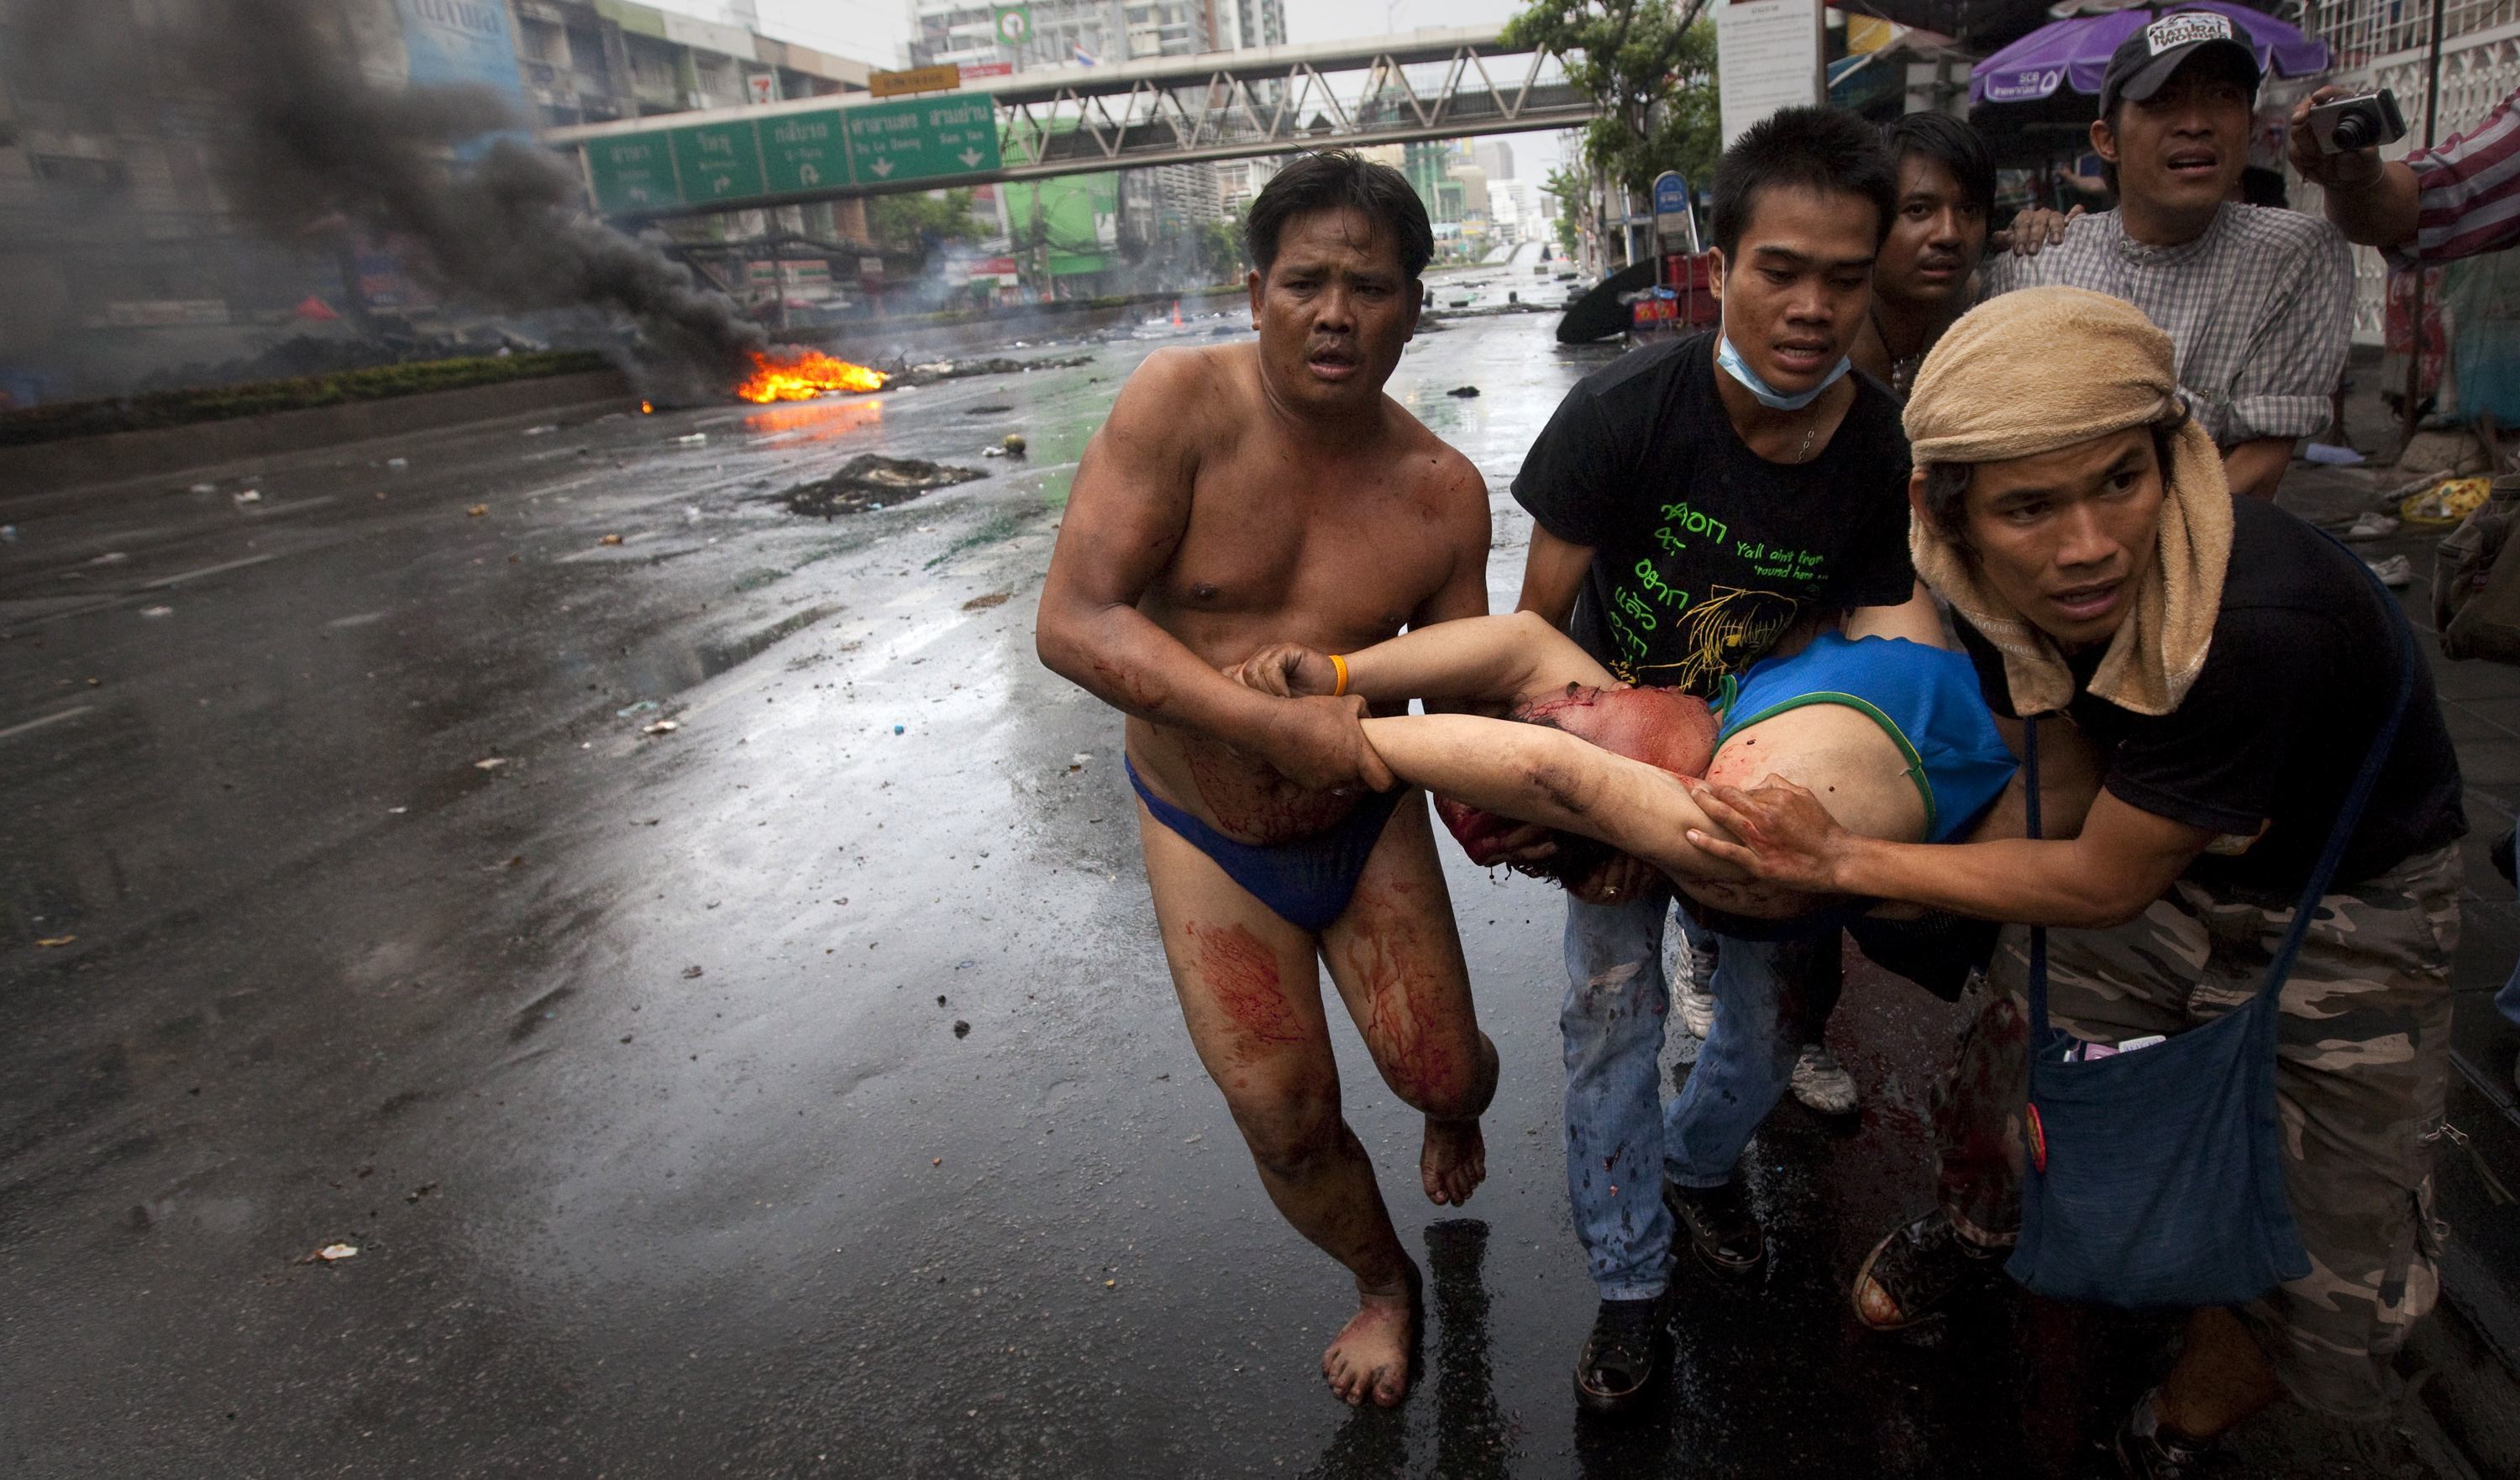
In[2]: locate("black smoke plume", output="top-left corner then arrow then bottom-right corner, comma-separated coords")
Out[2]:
181,0 -> 768,386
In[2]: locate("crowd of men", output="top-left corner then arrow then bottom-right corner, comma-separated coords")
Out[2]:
1034,9 -> 2520,1477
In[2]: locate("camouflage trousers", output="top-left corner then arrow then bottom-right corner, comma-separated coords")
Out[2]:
1931,844 -> 2462,1420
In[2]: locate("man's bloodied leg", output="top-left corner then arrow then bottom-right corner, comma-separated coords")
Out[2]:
1138,791 -> 1492,1409
1320,792 -> 1500,1210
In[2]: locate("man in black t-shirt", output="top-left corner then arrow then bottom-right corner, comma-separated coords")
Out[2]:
1506,108 -> 1933,1414
1692,288 -> 2465,1467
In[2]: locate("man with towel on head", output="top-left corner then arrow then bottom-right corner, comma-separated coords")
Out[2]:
1690,286 -> 2466,1477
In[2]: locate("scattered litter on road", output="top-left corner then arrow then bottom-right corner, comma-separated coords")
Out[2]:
933,1157 -> 943,1167
298,1242 -> 360,1264
1447,386 -> 1481,397
35,936 -> 76,947
405,1182 -> 438,1203
892,724 -> 906,734
233,489 -> 263,505
779,455 -> 984,518
1071,753 -> 1093,767
682,965 -> 705,979
186,482 -> 218,494
962,590 -> 1011,611
387,806 -> 407,815
599,533 -> 623,546
953,1020 -> 971,1038
465,504 -> 488,517
139,606 -> 173,618
473,757 -> 507,771
643,718 -> 680,735
937,995 -> 948,1005
674,433 -> 709,447
965,405 -> 1013,415
1184,1134 -> 1203,1144
0,525 -> 15,543
89,552 -> 128,565
523,424 -> 559,436
386,457 -> 408,470
617,700 -> 659,717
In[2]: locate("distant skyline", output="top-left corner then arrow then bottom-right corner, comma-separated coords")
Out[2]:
648,0 -> 1566,177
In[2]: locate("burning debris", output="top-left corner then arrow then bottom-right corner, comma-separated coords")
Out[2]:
737,351 -> 890,404
781,457 -> 984,518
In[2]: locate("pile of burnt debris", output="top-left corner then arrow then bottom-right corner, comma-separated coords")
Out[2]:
780,455 -> 984,517
883,354 -> 1094,387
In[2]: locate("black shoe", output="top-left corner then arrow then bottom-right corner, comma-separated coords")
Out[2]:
2111,1395 -> 2227,1478
1572,1294 -> 1670,1414
1848,1210 -> 2003,1330
1665,1178 -> 1765,1278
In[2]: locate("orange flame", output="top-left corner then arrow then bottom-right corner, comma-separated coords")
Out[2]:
735,349 -> 889,403
639,400 -> 654,414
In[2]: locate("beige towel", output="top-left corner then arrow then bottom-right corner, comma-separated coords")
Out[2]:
1903,286 -> 2234,718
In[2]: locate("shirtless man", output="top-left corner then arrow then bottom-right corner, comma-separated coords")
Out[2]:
1033,150 -> 1499,1409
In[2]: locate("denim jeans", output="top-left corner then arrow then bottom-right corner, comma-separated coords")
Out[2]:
1559,885 -> 1830,1299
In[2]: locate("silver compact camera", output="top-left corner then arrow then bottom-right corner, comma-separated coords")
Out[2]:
2307,89 -> 2409,154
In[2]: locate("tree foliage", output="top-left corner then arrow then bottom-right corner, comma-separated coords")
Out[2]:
866,188 -> 980,255
1541,163 -> 1588,260
1501,0 -> 1720,198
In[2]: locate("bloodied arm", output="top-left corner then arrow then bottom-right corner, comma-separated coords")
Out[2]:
1356,713 -> 1749,881
1035,351 -> 1394,792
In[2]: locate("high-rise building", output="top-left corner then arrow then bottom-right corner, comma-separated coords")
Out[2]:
1218,0 -> 1288,50
1473,139 -> 1513,185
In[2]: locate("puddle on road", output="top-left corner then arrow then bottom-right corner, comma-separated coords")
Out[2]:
742,397 -> 884,443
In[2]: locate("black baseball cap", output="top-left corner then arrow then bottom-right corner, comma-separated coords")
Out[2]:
2097,10 -> 2262,118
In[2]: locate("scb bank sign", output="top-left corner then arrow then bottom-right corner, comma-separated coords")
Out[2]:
398,0 -> 525,97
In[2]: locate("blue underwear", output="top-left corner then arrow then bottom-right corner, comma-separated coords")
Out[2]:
1126,758 -> 1406,934
1715,632 -> 2018,844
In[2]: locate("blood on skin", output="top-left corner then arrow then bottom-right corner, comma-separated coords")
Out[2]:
1186,739 -> 1353,842
1189,921 -> 1309,1050
1337,880 -> 1466,1108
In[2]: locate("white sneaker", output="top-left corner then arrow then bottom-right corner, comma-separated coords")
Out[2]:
1790,1044 -> 1859,1115
1667,926 -> 1716,1038
2344,511 -> 2402,542
1681,985 -> 1716,1040
2365,554 -> 2412,588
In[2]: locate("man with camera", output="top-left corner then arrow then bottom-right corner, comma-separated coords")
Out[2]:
2290,81 -> 2520,263
1981,11 -> 2353,503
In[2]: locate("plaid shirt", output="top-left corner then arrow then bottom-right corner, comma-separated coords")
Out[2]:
1979,203 -> 2353,447
2394,87 -> 2520,267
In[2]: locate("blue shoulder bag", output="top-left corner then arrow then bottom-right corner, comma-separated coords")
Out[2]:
2003,588 -> 2418,1310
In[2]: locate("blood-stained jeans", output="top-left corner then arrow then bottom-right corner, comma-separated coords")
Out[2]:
1559,884 -> 1835,1299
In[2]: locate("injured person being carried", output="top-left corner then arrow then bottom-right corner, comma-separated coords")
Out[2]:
1230,601 -> 2019,922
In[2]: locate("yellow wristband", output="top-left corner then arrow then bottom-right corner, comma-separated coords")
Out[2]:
1329,653 -> 1350,698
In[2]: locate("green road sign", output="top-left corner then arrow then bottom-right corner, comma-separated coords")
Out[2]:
844,97 -> 1001,185
585,133 -> 677,213
992,5 -> 1032,45
669,122 -> 765,202
761,110 -> 848,193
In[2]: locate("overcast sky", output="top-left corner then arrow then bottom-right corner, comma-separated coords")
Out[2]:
655,0 -> 1567,176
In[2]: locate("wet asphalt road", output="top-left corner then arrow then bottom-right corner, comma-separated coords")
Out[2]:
0,276 -> 2454,1477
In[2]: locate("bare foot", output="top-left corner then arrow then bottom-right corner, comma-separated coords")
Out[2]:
1321,1269 -> 1420,1408
1420,1116 -> 1486,1206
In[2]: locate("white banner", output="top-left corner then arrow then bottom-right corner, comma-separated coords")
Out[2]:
1715,0 -> 1825,148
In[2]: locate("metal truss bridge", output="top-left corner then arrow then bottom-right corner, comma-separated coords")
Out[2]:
543,27 -> 1593,218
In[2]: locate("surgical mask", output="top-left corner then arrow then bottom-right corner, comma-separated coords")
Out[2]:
1715,333 -> 1851,411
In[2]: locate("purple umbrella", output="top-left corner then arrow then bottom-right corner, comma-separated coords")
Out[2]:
1971,2 -> 2330,108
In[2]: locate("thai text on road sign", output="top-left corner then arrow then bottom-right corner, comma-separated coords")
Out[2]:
580,94 -> 1005,213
